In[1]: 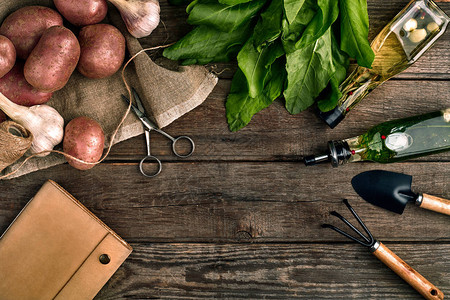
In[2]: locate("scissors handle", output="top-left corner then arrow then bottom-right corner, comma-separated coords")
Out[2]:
139,155 -> 162,178
172,136 -> 195,158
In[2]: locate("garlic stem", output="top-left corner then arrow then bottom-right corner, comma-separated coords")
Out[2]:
0,92 -> 28,121
108,0 -> 160,38
0,92 -> 64,157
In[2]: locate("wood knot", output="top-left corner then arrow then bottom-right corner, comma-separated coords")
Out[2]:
235,230 -> 252,240
235,214 -> 263,239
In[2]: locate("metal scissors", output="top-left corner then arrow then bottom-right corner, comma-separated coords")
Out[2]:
121,88 -> 195,178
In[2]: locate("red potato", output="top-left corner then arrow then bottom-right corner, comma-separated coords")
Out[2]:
63,116 -> 105,170
0,35 -> 15,78
77,24 -> 125,79
54,0 -> 108,26
24,26 -> 80,93
0,111 -> 6,123
0,6 -> 63,59
0,61 -> 53,106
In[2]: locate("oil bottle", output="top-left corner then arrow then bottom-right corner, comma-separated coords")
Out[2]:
319,0 -> 449,128
305,108 -> 450,167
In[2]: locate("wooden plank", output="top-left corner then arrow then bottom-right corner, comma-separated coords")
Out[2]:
144,0 -> 450,79
94,243 -> 450,299
107,79 -> 450,161
1,162 -> 448,242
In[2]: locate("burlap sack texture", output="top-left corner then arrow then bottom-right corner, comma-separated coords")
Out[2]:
0,0 -> 218,179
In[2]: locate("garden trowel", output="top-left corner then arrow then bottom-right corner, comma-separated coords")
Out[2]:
352,170 -> 450,215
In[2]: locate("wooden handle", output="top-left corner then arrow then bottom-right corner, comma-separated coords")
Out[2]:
419,194 -> 450,215
372,242 -> 444,300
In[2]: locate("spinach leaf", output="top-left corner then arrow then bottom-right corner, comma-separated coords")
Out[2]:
238,38 -> 284,98
253,0 -> 284,50
186,0 -> 199,13
187,0 -> 266,33
284,28 -> 335,114
164,0 -> 374,130
218,0 -> 252,5
218,0 -> 253,5
281,0 -> 317,54
163,23 -> 252,65
294,0 -> 339,49
339,0 -> 374,68
226,59 -> 286,131
317,30 -> 349,111
283,0 -> 305,24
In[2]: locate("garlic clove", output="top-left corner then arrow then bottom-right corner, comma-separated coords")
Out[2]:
408,28 -> 427,43
426,21 -> 439,32
108,0 -> 160,38
403,18 -> 418,32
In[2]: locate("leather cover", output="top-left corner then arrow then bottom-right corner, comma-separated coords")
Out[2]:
0,180 -> 132,300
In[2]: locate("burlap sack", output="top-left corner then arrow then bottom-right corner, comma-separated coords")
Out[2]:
0,0 -> 218,179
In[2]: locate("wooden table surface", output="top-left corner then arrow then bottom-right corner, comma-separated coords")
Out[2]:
1,0 -> 449,299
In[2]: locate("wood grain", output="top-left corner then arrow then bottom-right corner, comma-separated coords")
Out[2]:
1,162 -> 448,243
372,242 -> 444,300
106,79 -> 450,161
0,0 -> 448,299
420,194 -> 450,215
94,243 -> 450,299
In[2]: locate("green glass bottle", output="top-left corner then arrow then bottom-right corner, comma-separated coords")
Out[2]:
305,108 -> 450,167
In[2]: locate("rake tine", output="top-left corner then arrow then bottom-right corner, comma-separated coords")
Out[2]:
321,200 -> 378,248
321,224 -> 370,246
329,210 -> 371,244
343,199 -> 375,245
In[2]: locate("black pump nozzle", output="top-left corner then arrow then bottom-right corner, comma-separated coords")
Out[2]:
304,140 -> 352,167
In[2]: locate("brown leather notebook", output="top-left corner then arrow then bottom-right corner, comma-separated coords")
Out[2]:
0,180 -> 132,299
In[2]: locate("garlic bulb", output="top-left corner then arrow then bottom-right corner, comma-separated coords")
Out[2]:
108,0 -> 160,38
0,92 -> 64,157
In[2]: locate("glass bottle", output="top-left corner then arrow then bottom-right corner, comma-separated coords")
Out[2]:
305,108 -> 450,167
319,0 -> 449,128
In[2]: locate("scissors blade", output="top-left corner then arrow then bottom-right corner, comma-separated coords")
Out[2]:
121,94 -> 145,119
131,88 -> 147,115
122,88 -> 159,131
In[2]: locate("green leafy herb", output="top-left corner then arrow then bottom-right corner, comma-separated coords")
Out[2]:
294,0 -> 339,48
163,23 -> 252,65
283,0 -> 305,24
164,0 -> 375,130
238,39 -> 284,98
218,0 -> 252,5
281,0 -> 317,53
226,60 -> 286,131
317,29 -> 350,112
284,28 -> 335,114
187,0 -> 266,33
339,0 -> 374,68
253,0 -> 284,50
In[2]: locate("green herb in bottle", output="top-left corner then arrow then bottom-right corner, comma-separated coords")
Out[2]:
319,0 -> 450,128
305,108 -> 450,167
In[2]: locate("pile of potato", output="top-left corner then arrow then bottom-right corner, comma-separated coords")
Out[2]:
0,0 -> 125,170
0,1 -> 125,105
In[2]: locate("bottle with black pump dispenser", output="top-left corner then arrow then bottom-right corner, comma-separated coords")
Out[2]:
305,109 -> 450,167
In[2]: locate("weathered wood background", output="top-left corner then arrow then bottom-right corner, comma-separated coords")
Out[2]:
0,0 -> 449,299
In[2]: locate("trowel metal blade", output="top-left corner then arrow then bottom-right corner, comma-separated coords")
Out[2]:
351,170 -> 418,214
